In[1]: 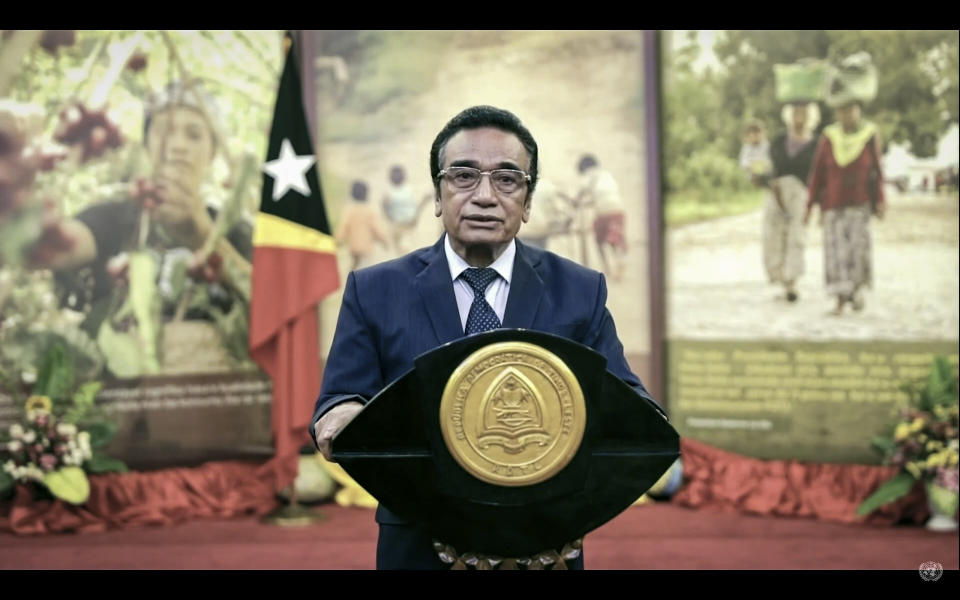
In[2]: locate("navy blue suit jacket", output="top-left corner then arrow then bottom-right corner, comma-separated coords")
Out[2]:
310,236 -> 655,525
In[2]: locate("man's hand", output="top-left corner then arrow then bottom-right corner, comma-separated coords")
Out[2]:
314,401 -> 364,461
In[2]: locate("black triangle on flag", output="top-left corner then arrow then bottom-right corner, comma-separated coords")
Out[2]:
259,31 -> 332,237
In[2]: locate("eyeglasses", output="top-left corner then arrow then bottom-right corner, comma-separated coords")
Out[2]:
437,166 -> 531,194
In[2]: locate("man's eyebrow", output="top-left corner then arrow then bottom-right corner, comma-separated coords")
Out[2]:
449,159 -> 480,168
448,159 -> 523,170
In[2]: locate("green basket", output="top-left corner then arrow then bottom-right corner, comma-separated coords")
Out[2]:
774,60 -> 829,104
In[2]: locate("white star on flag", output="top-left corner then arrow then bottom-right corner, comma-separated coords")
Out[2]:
262,138 -> 316,202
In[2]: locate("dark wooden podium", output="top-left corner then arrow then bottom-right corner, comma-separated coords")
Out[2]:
332,329 -> 680,558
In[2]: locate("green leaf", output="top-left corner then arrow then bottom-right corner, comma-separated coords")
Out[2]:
856,471 -> 917,516
926,357 -> 949,404
930,355 -> 958,405
870,436 -> 895,455
42,466 -> 90,505
63,381 -> 102,424
0,469 -> 13,497
85,454 -> 128,474
97,320 -> 144,378
84,421 -> 117,449
926,481 -> 960,517
128,251 -> 162,374
169,258 -> 189,301
35,344 -> 75,400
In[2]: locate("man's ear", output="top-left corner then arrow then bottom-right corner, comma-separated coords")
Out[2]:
522,194 -> 532,223
434,189 -> 443,217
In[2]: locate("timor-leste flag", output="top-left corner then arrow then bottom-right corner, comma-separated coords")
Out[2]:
251,33 -> 339,489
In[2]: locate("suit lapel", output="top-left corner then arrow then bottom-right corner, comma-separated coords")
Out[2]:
415,237 -> 464,345
502,240 -> 544,329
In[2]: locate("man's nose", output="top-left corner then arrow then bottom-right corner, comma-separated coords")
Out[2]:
470,173 -> 497,204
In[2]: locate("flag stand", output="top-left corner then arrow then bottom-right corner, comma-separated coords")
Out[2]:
262,477 -> 327,527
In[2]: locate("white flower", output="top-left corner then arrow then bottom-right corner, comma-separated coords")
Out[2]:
77,431 -> 90,444
21,430 -> 36,444
2,460 -> 14,474
42,291 -> 55,308
6,440 -> 23,453
26,466 -> 44,482
20,369 -> 36,384
56,423 -> 78,437
2,317 -> 16,330
8,423 -> 24,439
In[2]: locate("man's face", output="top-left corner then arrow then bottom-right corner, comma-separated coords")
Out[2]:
145,106 -> 215,223
434,127 -> 531,259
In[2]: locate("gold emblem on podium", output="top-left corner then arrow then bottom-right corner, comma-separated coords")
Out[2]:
439,342 -> 586,487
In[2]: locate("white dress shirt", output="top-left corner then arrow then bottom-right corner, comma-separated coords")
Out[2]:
444,234 -> 515,332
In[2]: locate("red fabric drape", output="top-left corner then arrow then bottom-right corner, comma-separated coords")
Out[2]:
672,438 -> 929,525
0,461 -> 280,535
1,439 -> 933,536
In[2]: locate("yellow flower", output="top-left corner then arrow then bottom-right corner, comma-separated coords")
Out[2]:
905,462 -> 923,478
909,417 -> 925,433
24,395 -> 52,413
894,423 -> 911,441
926,440 -> 944,452
925,454 -> 945,468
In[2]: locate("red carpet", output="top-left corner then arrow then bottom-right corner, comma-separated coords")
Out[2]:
2,502 -> 956,570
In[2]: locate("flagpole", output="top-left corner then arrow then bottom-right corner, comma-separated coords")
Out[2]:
257,29 -> 329,528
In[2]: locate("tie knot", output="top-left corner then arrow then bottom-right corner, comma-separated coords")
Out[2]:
461,267 -> 499,297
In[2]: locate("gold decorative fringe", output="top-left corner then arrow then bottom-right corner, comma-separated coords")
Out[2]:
433,538 -> 582,570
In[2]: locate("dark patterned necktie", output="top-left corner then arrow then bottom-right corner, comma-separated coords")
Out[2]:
461,267 -> 501,335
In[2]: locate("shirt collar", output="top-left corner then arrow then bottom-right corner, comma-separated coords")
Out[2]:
444,234 -> 515,285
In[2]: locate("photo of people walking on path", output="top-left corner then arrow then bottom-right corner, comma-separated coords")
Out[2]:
662,30 -> 959,342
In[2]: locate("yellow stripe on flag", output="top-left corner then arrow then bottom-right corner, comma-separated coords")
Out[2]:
253,212 -> 336,254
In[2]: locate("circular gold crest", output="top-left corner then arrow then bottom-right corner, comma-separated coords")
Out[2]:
439,341 -> 586,487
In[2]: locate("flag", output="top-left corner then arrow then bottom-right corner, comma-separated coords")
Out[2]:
250,32 -> 340,490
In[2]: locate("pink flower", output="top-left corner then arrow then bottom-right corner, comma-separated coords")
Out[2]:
935,467 -> 960,493
890,449 -> 906,468
39,454 -> 58,471
35,413 -> 49,427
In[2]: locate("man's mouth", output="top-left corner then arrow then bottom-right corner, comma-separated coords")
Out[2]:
463,215 -> 502,223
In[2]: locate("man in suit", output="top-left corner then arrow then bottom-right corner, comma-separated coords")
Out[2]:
310,105 -> 657,569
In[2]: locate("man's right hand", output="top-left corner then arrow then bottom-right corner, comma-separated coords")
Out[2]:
314,401 -> 364,461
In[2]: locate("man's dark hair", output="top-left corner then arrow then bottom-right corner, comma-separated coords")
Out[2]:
351,180 -> 368,202
429,105 -> 538,197
389,165 -> 406,185
577,153 -> 598,174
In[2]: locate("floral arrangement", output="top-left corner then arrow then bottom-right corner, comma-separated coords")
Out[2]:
0,344 -> 127,505
857,355 -> 959,519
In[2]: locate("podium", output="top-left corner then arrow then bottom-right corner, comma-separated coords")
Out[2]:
332,329 -> 680,559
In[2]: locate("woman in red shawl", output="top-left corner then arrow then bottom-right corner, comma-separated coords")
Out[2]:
803,56 -> 885,316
